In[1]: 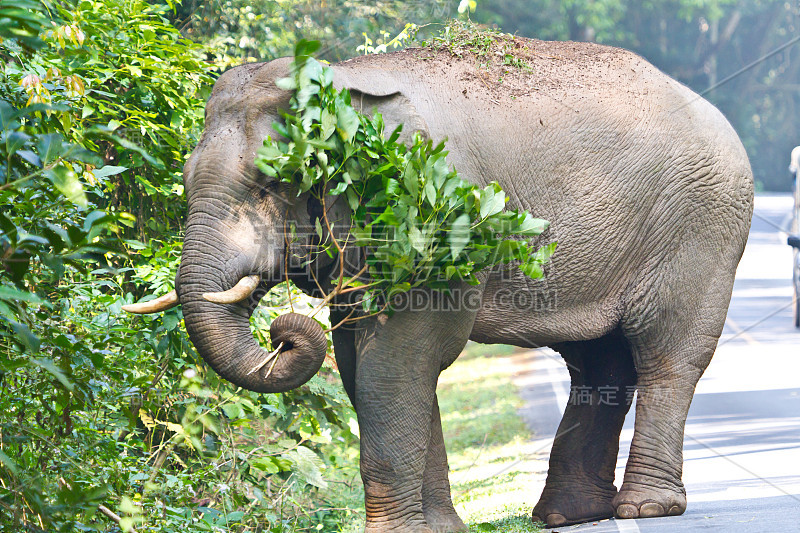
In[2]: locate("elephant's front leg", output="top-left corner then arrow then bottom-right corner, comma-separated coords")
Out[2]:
357,328 -> 438,531
331,311 -> 467,532
354,294 -> 478,532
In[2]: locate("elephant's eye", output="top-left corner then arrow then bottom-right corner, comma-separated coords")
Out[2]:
307,195 -> 323,223
256,180 -> 279,200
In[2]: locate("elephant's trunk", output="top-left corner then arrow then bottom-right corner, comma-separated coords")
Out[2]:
178,208 -> 327,393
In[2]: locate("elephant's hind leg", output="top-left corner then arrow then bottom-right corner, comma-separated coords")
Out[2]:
532,331 -> 637,528
614,223 -> 743,520
612,330 -> 718,520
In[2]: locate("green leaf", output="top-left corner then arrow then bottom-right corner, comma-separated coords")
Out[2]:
31,357 -> 74,390
16,149 -> 40,167
449,214 -> 470,260
45,166 -> 88,207
37,133 -> 64,165
222,403 -> 245,420
10,321 -> 40,353
250,456 -> 281,474
287,446 -> 327,489
294,39 -> 321,59
329,180 -> 348,195
423,179 -> 437,207
321,109 -> 336,140
534,241 -> 557,262
6,131 -> 29,157
496,239 -> 522,262
0,99 -> 19,132
408,225 -> 428,254
0,285 -> 43,304
92,165 -> 128,179
517,214 -> 549,236
520,261 -> 543,279
402,164 -> 419,198
336,104 -> 359,142
276,76 -> 296,90
479,184 -> 506,218
0,449 -> 19,476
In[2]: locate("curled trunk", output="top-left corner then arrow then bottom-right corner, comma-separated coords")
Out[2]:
179,221 -> 327,393
182,288 -> 327,392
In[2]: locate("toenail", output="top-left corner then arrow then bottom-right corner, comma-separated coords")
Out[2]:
639,502 -> 665,517
616,503 -> 639,519
668,505 -> 683,515
547,513 -> 568,527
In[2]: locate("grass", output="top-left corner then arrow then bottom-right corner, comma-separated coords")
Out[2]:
439,343 -> 544,532
424,20 -> 533,72
336,342 -> 544,532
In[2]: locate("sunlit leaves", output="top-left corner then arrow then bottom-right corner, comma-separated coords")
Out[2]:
449,213 -> 471,260
288,446 -> 328,489
0,0 -> 47,50
45,166 -> 88,207
1,6 -> 359,533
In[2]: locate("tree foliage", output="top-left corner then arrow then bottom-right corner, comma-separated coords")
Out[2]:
0,2 -> 360,531
171,0 -> 455,65
475,0 -> 800,191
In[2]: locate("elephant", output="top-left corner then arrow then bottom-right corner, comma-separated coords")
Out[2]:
124,37 -> 754,532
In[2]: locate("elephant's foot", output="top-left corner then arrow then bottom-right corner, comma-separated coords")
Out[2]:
422,485 -> 467,532
423,508 -> 467,533
613,482 -> 686,519
531,486 -> 616,527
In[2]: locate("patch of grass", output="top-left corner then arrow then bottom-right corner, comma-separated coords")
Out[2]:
468,514 -> 542,533
424,20 -> 533,72
336,342 -> 544,532
439,344 -> 528,455
427,20 -> 501,58
439,343 -> 544,532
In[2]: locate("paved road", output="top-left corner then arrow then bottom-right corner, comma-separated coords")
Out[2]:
514,194 -> 800,532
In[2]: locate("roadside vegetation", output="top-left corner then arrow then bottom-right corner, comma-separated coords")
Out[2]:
338,343 -> 545,532
441,343 -> 543,532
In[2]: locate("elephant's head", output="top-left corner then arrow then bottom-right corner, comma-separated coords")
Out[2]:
124,56 -> 430,393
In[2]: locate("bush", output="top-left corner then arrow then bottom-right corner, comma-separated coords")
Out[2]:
1,2 -> 359,531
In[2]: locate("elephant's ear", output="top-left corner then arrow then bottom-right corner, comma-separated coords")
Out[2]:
332,66 -> 430,145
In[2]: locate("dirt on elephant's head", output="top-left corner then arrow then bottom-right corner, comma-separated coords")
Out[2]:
339,20 -> 644,107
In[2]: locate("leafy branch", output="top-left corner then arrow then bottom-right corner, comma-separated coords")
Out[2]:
255,39 -> 556,319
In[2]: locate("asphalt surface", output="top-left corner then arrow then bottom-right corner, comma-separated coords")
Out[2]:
513,194 -> 800,532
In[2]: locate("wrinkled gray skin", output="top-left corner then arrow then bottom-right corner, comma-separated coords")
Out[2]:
177,41 -> 753,532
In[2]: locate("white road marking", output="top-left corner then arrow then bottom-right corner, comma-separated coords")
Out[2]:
616,519 -> 641,533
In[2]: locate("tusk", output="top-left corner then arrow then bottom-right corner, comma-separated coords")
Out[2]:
122,290 -> 179,314
203,275 -> 260,304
